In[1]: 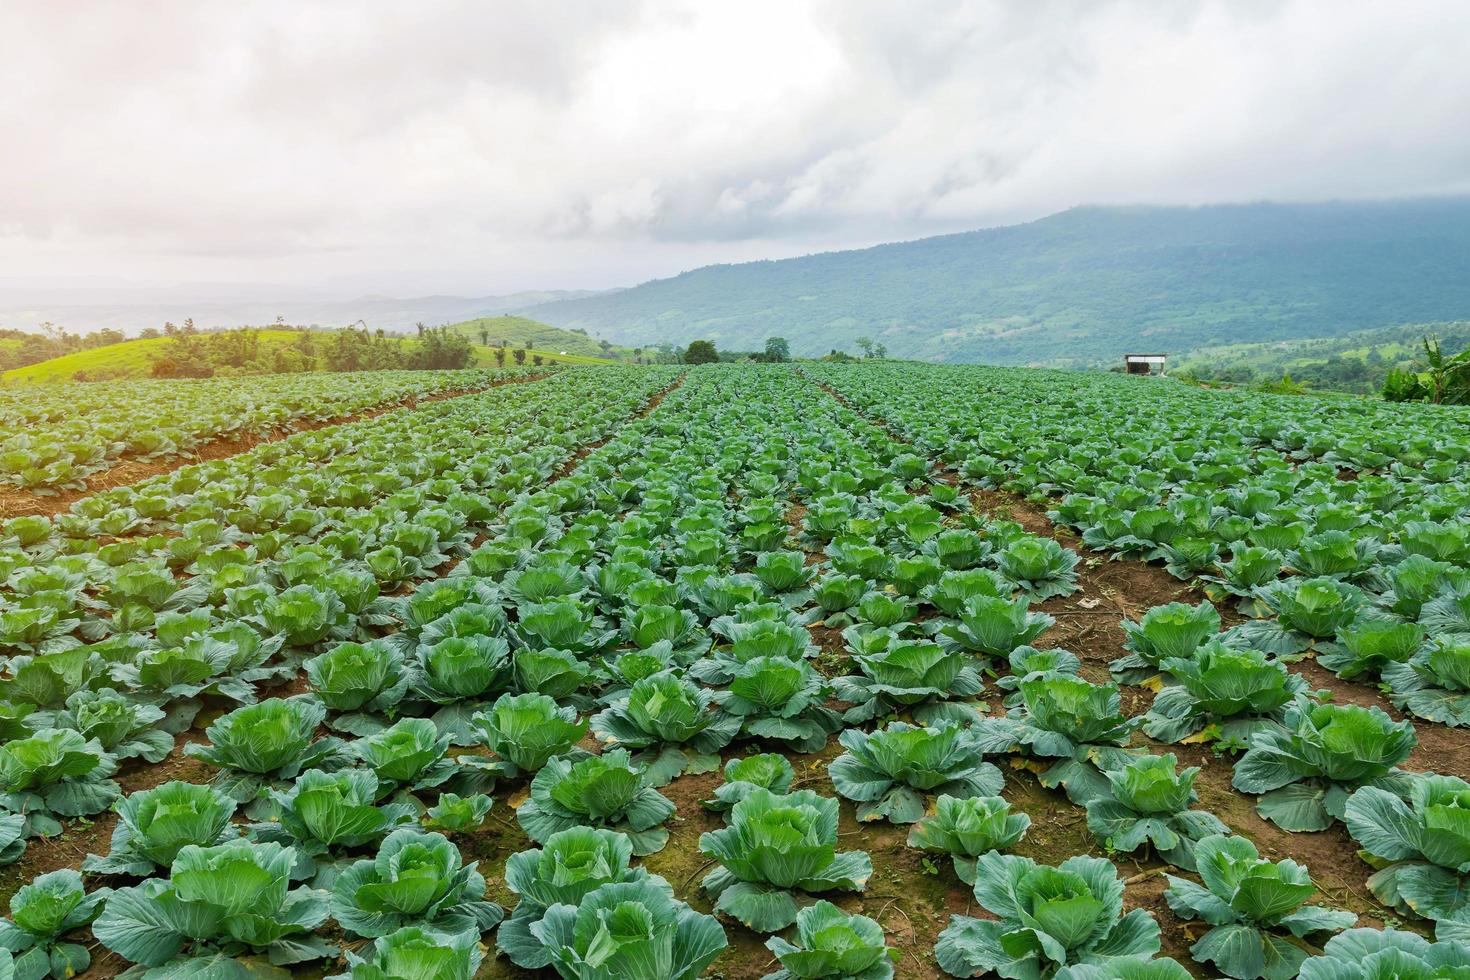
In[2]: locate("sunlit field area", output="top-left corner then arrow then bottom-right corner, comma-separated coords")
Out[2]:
2,361 -> 1468,978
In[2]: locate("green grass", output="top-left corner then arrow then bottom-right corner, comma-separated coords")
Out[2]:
2,331 -> 308,382
2,331 -> 615,383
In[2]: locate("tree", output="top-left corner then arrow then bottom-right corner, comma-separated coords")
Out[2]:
855,336 -> 876,358
633,347 -> 644,363
494,348 -> 506,367
764,337 -> 791,363
478,326 -> 490,346
532,354 -> 543,366
683,340 -> 719,365
873,342 -> 887,359
139,327 -> 162,340
599,339 -> 614,356
513,348 -> 527,366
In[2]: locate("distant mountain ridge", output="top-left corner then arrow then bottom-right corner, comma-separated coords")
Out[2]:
519,198 -> 1470,366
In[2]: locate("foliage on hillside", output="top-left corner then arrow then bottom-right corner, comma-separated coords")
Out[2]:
4,325 -> 611,382
442,315 -> 631,360
0,326 -> 131,374
523,198 -> 1470,366
1170,321 -> 1470,394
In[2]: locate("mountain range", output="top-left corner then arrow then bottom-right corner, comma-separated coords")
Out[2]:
518,197 -> 1470,366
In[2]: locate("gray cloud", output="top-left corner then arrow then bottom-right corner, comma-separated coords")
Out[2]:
1,0 -> 1468,297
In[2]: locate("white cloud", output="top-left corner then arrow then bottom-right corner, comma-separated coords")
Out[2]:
1,0 -> 1467,296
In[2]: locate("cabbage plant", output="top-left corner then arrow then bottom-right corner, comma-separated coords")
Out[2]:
252,768 -> 417,883
620,603 -> 709,658
516,749 -> 675,855
0,815 -> 22,867
935,595 -> 1054,658
763,901 -> 898,980
703,753 -> 796,816
1384,639 -> 1470,727
810,571 -> 867,624
0,869 -> 104,980
304,639 -> 411,735
907,795 -> 1030,884
692,619 -> 818,684
330,829 -> 503,939
832,638 -> 984,724
497,827 -> 670,969
1238,577 -> 1366,655
82,781 -> 238,876
1083,754 -> 1229,871
513,647 -> 591,702
1141,642 -> 1308,746
529,879 -> 727,980
1231,695 -> 1417,831
974,673 -> 1140,804
1344,773 -> 1470,931
185,695 -> 347,811
1420,584 -> 1470,636
830,721 -> 1003,823
31,687 -> 172,762
513,599 -> 617,655
1297,927 -> 1470,980
468,692 -> 587,780
995,645 -> 1083,707
350,717 -> 457,797
1202,545 -> 1284,614
713,656 -> 842,753
1316,616 -> 1426,681
996,537 -> 1080,599
590,671 -> 740,785
754,550 -> 816,605
1164,835 -> 1355,980
423,792 -> 493,833
94,839 -> 335,970
700,788 -> 872,931
326,925 -> 482,980
0,729 -> 120,836
936,851 -> 1163,979
1111,601 -> 1221,684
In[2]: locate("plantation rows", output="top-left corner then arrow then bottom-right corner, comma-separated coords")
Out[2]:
0,363 -> 1468,979
1,368 -> 542,496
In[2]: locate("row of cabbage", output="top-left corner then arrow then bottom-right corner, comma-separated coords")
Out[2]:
0,368 -> 676,668
806,363 -> 1470,728
797,364 -> 1470,953
1,367 -> 543,494
2,364 -> 1467,979
0,369 -> 676,848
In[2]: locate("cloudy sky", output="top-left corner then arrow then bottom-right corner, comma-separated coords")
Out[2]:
3,0 -> 1469,298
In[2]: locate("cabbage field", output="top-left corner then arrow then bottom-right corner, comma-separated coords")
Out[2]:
1,362 -> 1469,979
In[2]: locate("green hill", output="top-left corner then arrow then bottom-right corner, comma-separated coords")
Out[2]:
521,198 -> 1470,367
442,315 -> 629,359
2,328 -> 612,382
3,332 -> 305,382
1171,320 -> 1470,394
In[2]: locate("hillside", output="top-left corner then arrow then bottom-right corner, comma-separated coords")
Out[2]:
1171,320 -> 1470,394
3,332 -> 304,382
441,315 -> 628,359
521,198 -> 1470,366
2,329 -> 611,382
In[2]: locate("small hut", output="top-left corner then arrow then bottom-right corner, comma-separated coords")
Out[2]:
1124,353 -> 1167,376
